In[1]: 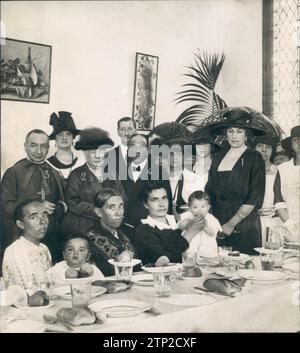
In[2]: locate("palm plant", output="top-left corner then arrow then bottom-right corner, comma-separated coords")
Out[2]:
175,52 -> 227,130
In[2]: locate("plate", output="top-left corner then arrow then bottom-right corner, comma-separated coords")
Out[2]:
14,301 -> 54,310
282,263 -> 299,273
52,285 -> 107,299
88,299 -> 151,318
220,252 -> 250,261
3,319 -> 45,333
64,276 -> 93,284
159,294 -> 216,306
132,273 -> 154,287
254,247 -> 283,254
108,259 -> 141,267
141,263 -> 182,273
237,270 -> 287,282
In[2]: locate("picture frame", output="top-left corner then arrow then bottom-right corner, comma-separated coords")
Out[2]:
0,38 -> 52,103
132,52 -> 159,131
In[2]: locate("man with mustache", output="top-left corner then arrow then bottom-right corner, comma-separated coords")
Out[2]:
1,129 -> 65,264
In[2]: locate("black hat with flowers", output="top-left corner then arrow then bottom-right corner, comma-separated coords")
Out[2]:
49,111 -> 80,140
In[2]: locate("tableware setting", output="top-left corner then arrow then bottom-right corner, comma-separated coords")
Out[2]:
131,273 -> 154,287
52,285 -> 107,300
108,259 -> 141,281
88,299 -> 151,318
158,293 -> 216,306
237,269 -> 288,284
92,279 -> 132,293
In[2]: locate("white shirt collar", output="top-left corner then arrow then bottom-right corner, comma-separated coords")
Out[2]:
119,144 -> 128,161
130,158 -> 148,181
141,215 -> 177,230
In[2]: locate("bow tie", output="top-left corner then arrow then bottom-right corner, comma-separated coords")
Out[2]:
133,165 -> 141,172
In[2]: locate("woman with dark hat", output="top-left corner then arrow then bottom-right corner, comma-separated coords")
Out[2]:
252,134 -> 285,246
47,111 -> 83,180
205,109 -> 266,254
274,126 -> 300,242
191,129 -> 221,191
61,127 -> 124,236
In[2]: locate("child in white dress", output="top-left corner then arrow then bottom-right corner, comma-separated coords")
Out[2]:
47,234 -> 104,286
178,191 -> 222,263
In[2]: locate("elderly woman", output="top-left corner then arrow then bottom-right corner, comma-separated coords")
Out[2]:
85,188 -> 137,276
47,111 -> 83,181
252,135 -> 285,246
61,128 -> 123,236
274,126 -> 300,242
205,111 -> 266,254
135,181 -> 204,265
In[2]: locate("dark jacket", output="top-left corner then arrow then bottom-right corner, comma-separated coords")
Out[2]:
135,222 -> 189,265
121,157 -> 172,227
205,146 -> 265,254
1,158 -> 65,262
61,163 -> 124,236
86,222 -> 137,276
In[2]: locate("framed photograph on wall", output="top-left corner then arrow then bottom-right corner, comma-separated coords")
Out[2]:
0,38 -> 52,103
132,52 -> 159,131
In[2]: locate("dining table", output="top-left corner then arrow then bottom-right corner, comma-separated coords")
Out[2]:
1,256 -> 299,333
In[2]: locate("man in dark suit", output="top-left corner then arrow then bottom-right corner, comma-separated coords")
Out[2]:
1,129 -> 66,264
110,117 -> 136,180
122,134 -> 172,230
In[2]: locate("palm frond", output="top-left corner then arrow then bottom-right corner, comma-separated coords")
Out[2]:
175,51 -> 227,128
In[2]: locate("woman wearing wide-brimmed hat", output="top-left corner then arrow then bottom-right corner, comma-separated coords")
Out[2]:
61,127 -> 124,236
191,128 -> 221,191
47,111 -> 84,180
274,126 -> 300,242
251,134 -> 286,246
205,109 -> 266,254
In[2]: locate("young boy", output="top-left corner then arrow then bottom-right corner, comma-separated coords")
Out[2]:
47,234 -> 104,286
178,191 -> 222,262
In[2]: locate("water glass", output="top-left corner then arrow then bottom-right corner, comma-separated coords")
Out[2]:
153,272 -> 172,298
260,253 -> 276,271
71,282 -> 91,308
114,265 -> 133,281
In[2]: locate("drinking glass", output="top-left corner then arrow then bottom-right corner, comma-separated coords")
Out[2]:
153,272 -> 172,298
114,265 -> 133,281
71,282 -> 91,308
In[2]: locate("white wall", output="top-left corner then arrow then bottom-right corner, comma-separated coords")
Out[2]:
1,0 -> 263,173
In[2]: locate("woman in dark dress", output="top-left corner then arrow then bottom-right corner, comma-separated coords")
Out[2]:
61,128 -> 123,236
86,188 -> 137,276
135,181 -> 204,265
47,111 -> 83,181
205,113 -> 266,254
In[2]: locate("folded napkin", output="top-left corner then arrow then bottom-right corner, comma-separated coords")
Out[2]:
92,280 -> 132,293
195,273 -> 247,297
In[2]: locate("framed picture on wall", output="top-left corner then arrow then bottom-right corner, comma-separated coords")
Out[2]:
132,52 -> 159,131
0,38 -> 52,103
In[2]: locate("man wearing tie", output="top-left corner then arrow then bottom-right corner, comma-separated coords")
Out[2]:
109,117 -> 136,180
122,134 -> 172,229
1,129 -> 65,263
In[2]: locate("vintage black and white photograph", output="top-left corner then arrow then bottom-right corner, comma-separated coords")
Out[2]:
1,38 -> 51,103
132,52 -> 159,131
0,0 -> 299,336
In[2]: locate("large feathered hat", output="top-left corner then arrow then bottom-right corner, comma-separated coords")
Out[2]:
150,122 -> 192,141
75,127 -> 114,151
200,107 -> 282,138
49,111 -> 80,140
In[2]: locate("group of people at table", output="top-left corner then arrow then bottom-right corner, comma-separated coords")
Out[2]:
1,108 -> 299,291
